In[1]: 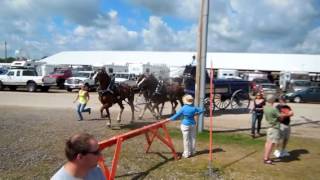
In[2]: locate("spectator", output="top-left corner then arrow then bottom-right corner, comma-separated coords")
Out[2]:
274,96 -> 294,158
166,94 -> 204,158
263,95 -> 290,164
250,92 -> 266,138
74,84 -> 91,121
51,133 -> 105,180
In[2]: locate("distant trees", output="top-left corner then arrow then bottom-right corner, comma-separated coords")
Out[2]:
0,57 -> 16,63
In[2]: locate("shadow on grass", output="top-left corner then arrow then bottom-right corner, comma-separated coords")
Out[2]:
115,152 -> 175,179
278,149 -> 309,163
194,147 -> 225,157
221,150 -> 258,170
116,148 -> 224,179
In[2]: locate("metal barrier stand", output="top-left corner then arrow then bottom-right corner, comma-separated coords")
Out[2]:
97,119 -> 178,180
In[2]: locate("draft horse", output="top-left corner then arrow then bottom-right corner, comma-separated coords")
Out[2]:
94,69 -> 135,127
136,74 -> 184,119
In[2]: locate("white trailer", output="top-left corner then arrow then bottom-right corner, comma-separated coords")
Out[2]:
279,71 -> 311,92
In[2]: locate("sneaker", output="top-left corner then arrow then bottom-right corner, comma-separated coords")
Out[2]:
273,149 -> 281,158
281,150 -> 290,157
182,153 -> 190,158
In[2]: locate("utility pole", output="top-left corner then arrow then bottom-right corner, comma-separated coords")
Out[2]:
4,41 -> 7,62
195,0 -> 210,132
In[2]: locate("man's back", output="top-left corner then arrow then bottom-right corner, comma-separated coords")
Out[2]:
263,104 -> 280,128
51,166 -> 105,180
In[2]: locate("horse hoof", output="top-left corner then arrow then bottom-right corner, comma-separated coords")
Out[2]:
106,122 -> 111,127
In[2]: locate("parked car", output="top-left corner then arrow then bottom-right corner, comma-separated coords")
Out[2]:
285,86 -> 320,103
256,83 -> 281,100
64,71 -> 96,92
47,68 -> 72,89
250,78 -> 271,95
287,80 -> 312,92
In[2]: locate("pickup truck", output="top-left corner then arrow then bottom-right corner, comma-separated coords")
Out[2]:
0,68 -> 56,92
47,68 -> 72,89
64,71 -> 97,92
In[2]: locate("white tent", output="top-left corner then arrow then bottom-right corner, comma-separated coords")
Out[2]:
41,51 -> 320,73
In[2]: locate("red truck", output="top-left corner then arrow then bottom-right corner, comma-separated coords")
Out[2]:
48,68 -> 72,89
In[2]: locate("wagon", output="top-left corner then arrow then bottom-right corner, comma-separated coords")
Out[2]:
183,65 -> 251,111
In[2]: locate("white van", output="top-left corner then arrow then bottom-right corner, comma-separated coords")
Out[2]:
217,69 -> 241,79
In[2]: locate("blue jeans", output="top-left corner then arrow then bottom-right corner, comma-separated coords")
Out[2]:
251,112 -> 263,134
76,103 -> 90,120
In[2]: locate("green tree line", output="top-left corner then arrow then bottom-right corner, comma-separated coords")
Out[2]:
0,57 -> 16,63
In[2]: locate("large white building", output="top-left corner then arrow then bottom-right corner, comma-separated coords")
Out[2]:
41,51 -> 320,73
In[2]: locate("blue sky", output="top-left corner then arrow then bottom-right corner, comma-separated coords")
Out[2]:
0,0 -> 319,59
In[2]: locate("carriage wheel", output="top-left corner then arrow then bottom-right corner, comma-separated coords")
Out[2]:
214,94 -> 231,110
204,97 -> 213,115
230,90 -> 251,110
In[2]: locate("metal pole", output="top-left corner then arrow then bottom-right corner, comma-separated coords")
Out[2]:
5,41 -> 7,62
197,0 -> 210,132
195,0 -> 204,109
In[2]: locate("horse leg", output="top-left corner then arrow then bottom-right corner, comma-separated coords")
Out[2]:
171,100 -> 178,115
128,101 -> 135,123
116,101 -> 124,123
152,103 -> 160,120
139,103 -> 148,120
105,107 -> 111,127
159,102 -> 165,116
128,93 -> 135,123
100,105 -> 104,118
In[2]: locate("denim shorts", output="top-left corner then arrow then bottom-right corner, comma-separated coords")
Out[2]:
280,124 -> 291,140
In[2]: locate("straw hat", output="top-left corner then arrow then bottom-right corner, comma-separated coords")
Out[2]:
183,94 -> 194,105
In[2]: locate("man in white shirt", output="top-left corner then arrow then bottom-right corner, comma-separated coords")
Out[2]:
51,133 -> 105,180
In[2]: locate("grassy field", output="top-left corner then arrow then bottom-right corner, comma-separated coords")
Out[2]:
165,128 -> 320,180
1,121 -> 319,180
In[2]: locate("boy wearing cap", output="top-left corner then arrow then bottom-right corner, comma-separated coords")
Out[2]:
274,96 -> 294,158
167,94 -> 204,158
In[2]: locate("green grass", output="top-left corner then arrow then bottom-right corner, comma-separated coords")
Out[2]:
168,128 -> 264,147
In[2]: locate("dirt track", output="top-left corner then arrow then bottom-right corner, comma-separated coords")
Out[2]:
0,90 -> 319,139
1,89 -> 320,179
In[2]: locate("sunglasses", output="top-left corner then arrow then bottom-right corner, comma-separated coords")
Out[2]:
86,149 -> 101,156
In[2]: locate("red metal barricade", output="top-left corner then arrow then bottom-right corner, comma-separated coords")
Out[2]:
97,119 -> 178,180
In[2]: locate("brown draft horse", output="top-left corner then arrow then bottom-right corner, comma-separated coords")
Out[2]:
94,69 -> 135,127
136,74 -> 184,119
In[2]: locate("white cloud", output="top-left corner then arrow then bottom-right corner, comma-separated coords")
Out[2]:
294,27 -> 320,53
0,0 -> 320,59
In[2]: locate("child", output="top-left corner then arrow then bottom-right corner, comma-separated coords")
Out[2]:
166,94 -> 204,158
73,84 -> 91,121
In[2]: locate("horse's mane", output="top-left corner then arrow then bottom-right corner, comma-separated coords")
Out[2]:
95,70 -> 111,90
